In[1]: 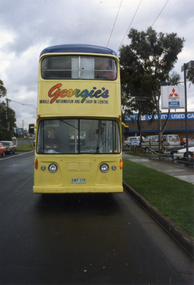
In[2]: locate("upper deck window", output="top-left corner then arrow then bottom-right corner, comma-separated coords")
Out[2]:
41,55 -> 117,80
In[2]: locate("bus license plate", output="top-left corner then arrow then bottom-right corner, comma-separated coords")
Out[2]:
71,178 -> 86,184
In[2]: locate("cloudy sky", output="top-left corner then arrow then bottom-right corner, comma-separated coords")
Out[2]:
0,0 -> 194,130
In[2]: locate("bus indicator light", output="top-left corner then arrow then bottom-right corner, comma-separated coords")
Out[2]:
35,159 -> 38,169
120,159 -> 123,169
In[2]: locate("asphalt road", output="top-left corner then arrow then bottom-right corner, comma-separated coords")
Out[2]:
0,152 -> 193,284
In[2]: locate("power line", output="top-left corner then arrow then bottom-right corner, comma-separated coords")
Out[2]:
9,99 -> 37,110
118,0 -> 143,51
151,0 -> 170,27
107,0 -> 123,47
117,0 -> 170,52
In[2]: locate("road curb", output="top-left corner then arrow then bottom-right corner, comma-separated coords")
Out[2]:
123,181 -> 194,259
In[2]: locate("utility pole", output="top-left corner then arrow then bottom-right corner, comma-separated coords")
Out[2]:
6,98 -> 10,130
135,96 -> 149,152
157,82 -> 168,159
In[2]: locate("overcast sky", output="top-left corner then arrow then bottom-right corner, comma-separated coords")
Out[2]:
0,0 -> 194,130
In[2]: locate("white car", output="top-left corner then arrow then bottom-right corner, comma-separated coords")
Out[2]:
142,134 -> 180,153
124,136 -> 140,147
0,141 -> 17,154
173,140 -> 194,160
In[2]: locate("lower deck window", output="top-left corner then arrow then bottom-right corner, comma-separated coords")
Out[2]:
37,119 -> 121,154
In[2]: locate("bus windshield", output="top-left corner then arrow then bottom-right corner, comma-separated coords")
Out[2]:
37,119 -> 121,154
41,55 -> 117,80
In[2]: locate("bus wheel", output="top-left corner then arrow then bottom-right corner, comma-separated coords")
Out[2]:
2,151 -> 5,157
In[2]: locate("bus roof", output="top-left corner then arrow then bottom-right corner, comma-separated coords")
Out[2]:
40,44 -> 117,57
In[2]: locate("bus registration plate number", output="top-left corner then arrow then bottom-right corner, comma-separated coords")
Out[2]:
71,178 -> 86,184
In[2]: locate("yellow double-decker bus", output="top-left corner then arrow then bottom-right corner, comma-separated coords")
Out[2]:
33,44 -> 123,193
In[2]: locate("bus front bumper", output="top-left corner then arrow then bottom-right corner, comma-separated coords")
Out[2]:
33,185 -> 123,194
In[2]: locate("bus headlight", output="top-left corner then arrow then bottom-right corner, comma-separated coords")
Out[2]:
100,163 -> 109,173
48,163 -> 58,173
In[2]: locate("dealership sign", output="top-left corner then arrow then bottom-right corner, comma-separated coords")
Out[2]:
125,112 -> 194,121
161,86 -> 185,109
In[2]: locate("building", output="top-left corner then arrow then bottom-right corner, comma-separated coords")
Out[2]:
123,112 -> 194,141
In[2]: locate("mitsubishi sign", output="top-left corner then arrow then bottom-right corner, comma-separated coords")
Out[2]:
161,86 -> 185,109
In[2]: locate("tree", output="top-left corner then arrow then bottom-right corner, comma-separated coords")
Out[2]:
0,79 -> 16,136
0,102 -> 16,132
0,126 -> 12,140
0,80 -> 7,98
120,27 -> 184,151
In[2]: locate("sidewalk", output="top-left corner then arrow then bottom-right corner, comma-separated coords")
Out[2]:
122,152 -> 194,184
122,152 -> 194,259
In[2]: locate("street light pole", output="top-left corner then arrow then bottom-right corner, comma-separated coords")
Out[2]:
181,60 -> 194,159
157,85 -> 161,157
9,99 -> 37,110
183,63 -> 189,157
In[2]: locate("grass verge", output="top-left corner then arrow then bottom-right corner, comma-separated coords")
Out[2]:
17,143 -> 35,152
123,159 -> 194,237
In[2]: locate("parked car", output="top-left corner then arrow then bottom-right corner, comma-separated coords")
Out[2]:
173,140 -> 194,160
0,142 -> 6,156
180,137 -> 191,145
141,134 -> 180,153
124,136 -> 140,147
0,141 -> 17,154
165,144 -> 185,157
